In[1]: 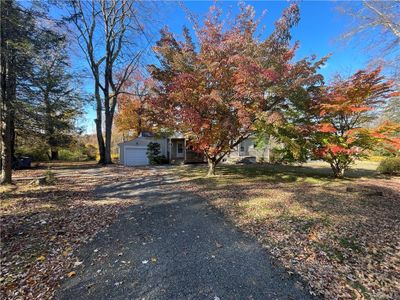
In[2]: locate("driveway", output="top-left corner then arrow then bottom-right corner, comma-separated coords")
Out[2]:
56,168 -> 314,299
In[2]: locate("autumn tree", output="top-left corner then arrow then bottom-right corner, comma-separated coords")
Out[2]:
312,67 -> 398,178
149,3 -> 325,176
114,71 -> 152,138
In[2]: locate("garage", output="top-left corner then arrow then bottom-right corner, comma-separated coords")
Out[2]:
118,134 -> 169,166
124,147 -> 148,166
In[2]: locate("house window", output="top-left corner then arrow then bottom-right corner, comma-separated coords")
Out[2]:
240,145 -> 245,152
177,142 -> 184,154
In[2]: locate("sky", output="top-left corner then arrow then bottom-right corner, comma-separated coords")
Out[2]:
78,0 -> 374,134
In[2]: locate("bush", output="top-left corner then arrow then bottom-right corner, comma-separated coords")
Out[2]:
377,157 -> 400,175
270,147 -> 308,164
82,144 -> 97,160
58,149 -> 82,161
146,142 -> 168,165
16,145 -> 49,161
111,153 -> 119,161
44,170 -> 56,184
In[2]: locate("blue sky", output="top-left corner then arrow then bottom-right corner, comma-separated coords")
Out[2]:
80,1 -> 374,133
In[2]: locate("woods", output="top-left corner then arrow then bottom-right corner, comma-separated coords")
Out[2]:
1,1 -> 83,183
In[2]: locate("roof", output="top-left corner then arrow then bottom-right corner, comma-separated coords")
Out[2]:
140,131 -> 154,137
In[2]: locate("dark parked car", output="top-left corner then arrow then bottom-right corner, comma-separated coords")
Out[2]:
12,156 -> 32,170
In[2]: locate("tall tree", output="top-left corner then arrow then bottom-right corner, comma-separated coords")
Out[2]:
338,1 -> 400,123
66,0 -> 150,164
339,1 -> 400,52
149,3 -> 326,175
22,30 -> 83,160
1,0 -> 34,184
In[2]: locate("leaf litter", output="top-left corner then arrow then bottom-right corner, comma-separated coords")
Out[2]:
181,174 -> 400,299
0,164 -> 149,299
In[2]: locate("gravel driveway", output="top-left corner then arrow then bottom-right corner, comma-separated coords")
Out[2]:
56,168 -> 315,299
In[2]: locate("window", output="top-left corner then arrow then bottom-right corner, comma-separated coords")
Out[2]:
240,145 -> 245,152
177,142 -> 184,154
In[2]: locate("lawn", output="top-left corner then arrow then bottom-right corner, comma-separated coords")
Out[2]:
0,163 -> 143,299
173,160 -> 400,299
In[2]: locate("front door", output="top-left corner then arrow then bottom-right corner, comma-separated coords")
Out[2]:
176,141 -> 184,158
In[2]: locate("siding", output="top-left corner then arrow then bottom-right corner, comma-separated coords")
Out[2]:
119,137 -> 168,164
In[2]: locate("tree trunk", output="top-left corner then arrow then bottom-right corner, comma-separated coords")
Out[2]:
331,163 -> 345,178
1,3 -> 14,184
265,135 -> 270,163
94,84 -> 105,164
10,113 -> 15,160
104,114 -> 112,164
207,158 -> 216,176
102,63 -> 113,165
95,117 -> 105,164
1,95 -> 13,184
51,150 -> 58,160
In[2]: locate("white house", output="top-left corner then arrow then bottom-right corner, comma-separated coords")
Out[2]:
118,132 -> 269,166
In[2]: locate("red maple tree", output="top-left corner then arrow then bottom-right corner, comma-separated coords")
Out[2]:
149,3 -> 325,175
313,67 -> 399,177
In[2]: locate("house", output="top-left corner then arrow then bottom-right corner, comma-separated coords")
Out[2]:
118,132 -> 270,166
118,132 -> 204,166
224,137 -> 271,164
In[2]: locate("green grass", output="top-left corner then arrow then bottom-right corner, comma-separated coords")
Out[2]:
171,160 -> 380,185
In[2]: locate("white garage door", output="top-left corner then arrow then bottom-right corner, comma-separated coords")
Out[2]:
124,147 -> 148,166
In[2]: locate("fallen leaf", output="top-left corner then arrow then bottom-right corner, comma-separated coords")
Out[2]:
73,261 -> 83,267
67,271 -> 76,277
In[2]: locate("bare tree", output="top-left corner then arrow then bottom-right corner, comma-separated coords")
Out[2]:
338,1 -> 400,70
66,0 -> 153,164
338,1 -> 400,123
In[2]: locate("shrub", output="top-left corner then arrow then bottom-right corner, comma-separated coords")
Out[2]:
83,144 -> 97,160
58,149 -> 83,161
44,170 -> 56,184
111,153 -> 119,161
16,145 -> 49,161
146,142 -> 168,165
377,157 -> 400,175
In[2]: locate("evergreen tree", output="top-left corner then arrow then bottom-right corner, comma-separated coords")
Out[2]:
1,0 -> 35,183
22,30 -> 83,160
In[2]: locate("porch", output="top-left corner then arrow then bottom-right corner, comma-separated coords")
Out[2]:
168,138 -> 205,164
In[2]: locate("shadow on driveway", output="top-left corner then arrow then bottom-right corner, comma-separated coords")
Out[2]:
57,170 -> 316,300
